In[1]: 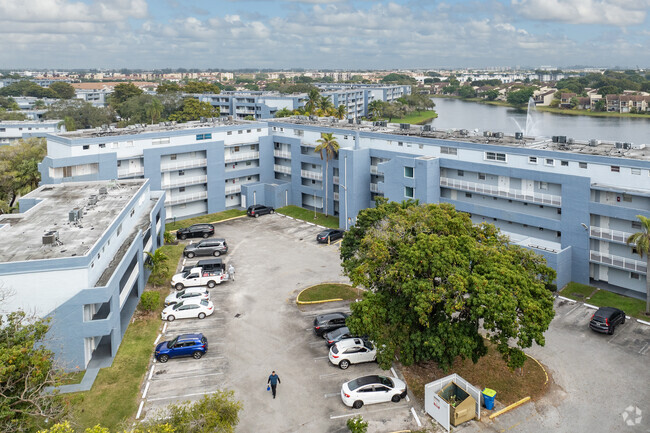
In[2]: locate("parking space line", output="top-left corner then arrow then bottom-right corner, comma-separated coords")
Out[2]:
639,342 -> 649,355
410,407 -> 422,427
162,322 -> 167,333
329,404 -> 410,419
142,382 -> 150,399
151,371 -> 224,381
136,401 -> 145,419
147,389 -> 221,402
319,372 -> 340,379
564,304 -> 582,317
313,356 -> 329,361
154,334 -> 162,345
148,365 -> 155,380
324,392 -> 340,398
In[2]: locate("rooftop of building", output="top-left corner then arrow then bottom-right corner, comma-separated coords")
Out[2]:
0,180 -> 147,263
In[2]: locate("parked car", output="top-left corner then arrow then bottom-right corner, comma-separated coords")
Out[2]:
161,299 -> 214,321
324,326 -> 358,348
155,333 -> 208,363
317,229 -> 345,243
589,306 -> 626,334
176,224 -> 214,240
181,258 -> 226,274
164,287 -> 209,306
329,338 -> 376,369
341,375 -> 407,409
183,239 -> 228,258
171,267 -> 225,290
247,204 -> 274,218
313,312 -> 348,336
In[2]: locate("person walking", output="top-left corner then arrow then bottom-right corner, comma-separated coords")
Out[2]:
267,371 -> 281,399
228,263 -> 235,281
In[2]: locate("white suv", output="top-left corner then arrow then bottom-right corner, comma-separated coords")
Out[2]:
328,338 -> 376,369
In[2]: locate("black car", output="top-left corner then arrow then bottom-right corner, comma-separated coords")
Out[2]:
247,204 -> 274,218
176,224 -> 215,240
317,229 -> 345,243
589,307 -> 625,334
313,312 -> 348,337
324,326 -> 358,348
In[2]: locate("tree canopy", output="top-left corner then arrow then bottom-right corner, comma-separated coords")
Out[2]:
506,87 -> 535,106
156,82 -> 182,94
109,83 -> 144,106
183,81 -> 221,94
44,100 -> 115,130
341,200 -> 556,371
0,137 -> 47,212
49,82 -> 76,99
0,80 -> 58,98
168,98 -> 219,122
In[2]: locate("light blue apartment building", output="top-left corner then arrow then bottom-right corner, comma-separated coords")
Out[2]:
0,179 -> 165,373
38,118 -> 649,301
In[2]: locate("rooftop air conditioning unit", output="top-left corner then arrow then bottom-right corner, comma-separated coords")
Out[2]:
515,132 -> 523,140
631,143 -> 646,150
623,142 -> 631,149
459,129 -> 469,136
588,139 -> 599,147
42,231 -> 59,245
88,195 -> 98,206
348,119 -> 354,124
557,136 -> 567,143
484,131 -> 492,137
422,125 -> 432,132
400,123 -> 410,130
69,208 -> 83,222
567,138 -> 575,144
494,132 -> 504,138
99,187 -> 107,195
552,136 -> 559,143
615,142 -> 623,149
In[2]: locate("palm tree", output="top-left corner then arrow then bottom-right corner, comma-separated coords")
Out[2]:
314,133 -> 340,215
305,89 -> 321,115
336,104 -> 347,120
145,248 -> 169,287
627,215 -> 650,315
145,98 -> 164,125
367,100 -> 384,120
319,96 -> 333,115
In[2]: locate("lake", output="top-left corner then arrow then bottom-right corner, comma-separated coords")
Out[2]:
428,98 -> 650,145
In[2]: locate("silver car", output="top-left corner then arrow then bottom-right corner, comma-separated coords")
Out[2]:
164,288 -> 209,306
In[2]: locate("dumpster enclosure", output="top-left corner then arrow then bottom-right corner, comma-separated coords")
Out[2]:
424,374 -> 482,432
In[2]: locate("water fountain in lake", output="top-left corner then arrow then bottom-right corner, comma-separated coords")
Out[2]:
511,97 -> 542,138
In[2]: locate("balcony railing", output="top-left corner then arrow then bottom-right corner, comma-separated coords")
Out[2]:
225,185 -> 242,194
590,251 -> 647,274
590,226 -> 634,244
118,168 -> 144,177
274,150 -> 292,159
274,164 -> 291,174
161,158 -> 207,172
370,183 -> 381,193
301,170 -> 323,181
333,176 -> 339,185
370,165 -> 383,175
164,191 -> 208,206
440,177 -> 562,206
333,192 -> 339,201
161,175 -> 207,189
225,151 -> 259,163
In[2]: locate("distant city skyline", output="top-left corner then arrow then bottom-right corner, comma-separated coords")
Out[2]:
1,0 -> 649,70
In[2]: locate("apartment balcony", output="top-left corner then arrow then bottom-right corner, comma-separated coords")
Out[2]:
164,191 -> 208,206
225,151 -> 259,163
161,159 -> 208,172
301,170 -> 323,181
117,168 -> 144,177
333,192 -> 339,201
440,177 -> 562,206
333,176 -> 339,185
370,165 -> 383,175
590,251 -> 647,274
274,164 -> 291,174
274,150 -> 292,159
161,175 -> 207,189
370,183 -> 381,193
225,185 -> 242,195
590,226 -> 634,245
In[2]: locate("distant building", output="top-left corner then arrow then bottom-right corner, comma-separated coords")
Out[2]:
0,119 -> 62,144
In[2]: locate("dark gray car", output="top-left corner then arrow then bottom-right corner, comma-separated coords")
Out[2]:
183,239 -> 228,258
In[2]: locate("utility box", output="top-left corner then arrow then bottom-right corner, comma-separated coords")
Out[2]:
438,382 -> 477,426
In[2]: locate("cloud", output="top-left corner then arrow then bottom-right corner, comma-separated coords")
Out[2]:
511,0 -> 650,26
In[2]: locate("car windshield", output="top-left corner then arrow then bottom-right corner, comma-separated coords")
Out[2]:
167,336 -> 178,348
332,327 -> 348,338
331,345 -> 339,354
172,301 -> 184,310
177,289 -> 186,296
200,300 -> 209,306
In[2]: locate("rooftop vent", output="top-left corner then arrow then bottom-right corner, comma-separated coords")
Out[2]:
588,139 -> 600,147
99,187 -> 107,195
515,132 -> 524,140
69,208 -> 83,222
42,230 -> 59,245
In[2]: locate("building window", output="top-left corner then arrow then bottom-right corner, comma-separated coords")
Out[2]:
170,154 -> 177,160
63,166 -> 72,177
419,144 -> 424,149
441,146 -> 457,155
238,130 -> 243,134
529,156 -> 537,164
178,170 -> 185,176
234,146 -> 240,152
83,145 -> 90,150
227,131 -> 233,135
398,142 -> 403,146
457,170 -> 464,177
485,152 -> 506,162
152,137 -> 170,145
465,193 -> 472,198
478,173 -> 486,180
247,129 -> 251,133
117,224 -> 122,236
631,168 -> 641,175
631,272 -> 640,280
611,166 -> 620,172
539,182 -> 548,190
545,158 -> 554,166
404,167 -> 414,178
561,160 -> 569,166
623,194 -> 632,202
404,186 -> 414,198
246,161 -> 252,166
179,187 -> 185,192
632,221 -> 642,229
99,143 -> 105,149
579,162 -> 587,169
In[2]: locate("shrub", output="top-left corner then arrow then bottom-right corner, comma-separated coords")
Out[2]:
347,416 -> 368,433
139,291 -> 160,312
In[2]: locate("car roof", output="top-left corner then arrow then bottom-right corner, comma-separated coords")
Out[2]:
335,338 -> 366,349
317,312 -> 348,320
594,306 -> 623,316
190,223 -> 213,227
197,259 -> 223,265
177,333 -> 203,340
349,375 -> 387,388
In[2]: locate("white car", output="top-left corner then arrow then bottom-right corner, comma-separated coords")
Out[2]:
329,338 -> 376,369
161,299 -> 214,321
341,375 -> 407,409
164,288 -> 209,306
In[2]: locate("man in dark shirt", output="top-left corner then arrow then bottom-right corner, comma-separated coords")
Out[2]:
267,371 -> 281,399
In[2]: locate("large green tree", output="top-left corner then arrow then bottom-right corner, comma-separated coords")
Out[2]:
314,132 -> 339,215
109,83 -> 143,106
183,81 -> 221,94
168,98 -> 219,122
341,200 -> 556,371
506,87 -> 536,106
49,82 -> 75,99
44,100 -> 115,130
627,215 -> 650,315
0,137 -> 47,211
156,81 -> 182,93
305,89 -> 321,115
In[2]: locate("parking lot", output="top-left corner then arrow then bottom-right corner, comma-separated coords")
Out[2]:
140,214 -> 420,432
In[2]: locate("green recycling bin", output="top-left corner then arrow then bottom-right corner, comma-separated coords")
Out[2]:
482,388 -> 497,410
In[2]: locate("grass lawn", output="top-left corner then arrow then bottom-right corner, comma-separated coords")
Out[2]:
60,370 -> 85,386
559,282 -> 648,319
157,244 -> 186,280
382,110 -> 437,125
402,342 -> 548,407
298,283 -> 360,302
276,205 -> 339,229
537,106 -> 650,118
165,209 -> 246,232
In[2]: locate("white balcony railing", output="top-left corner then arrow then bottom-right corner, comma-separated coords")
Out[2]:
370,165 -> 383,175
274,150 -> 292,159
164,191 -> 208,206
274,164 -> 291,174
161,158 -> 208,172
117,168 -> 144,177
161,175 -> 207,189
333,176 -> 339,185
301,170 -> 323,181
370,183 -> 381,193
225,151 -> 259,163
333,192 -> 339,201
590,226 -> 635,244
225,185 -> 242,194
440,177 -> 562,206
590,251 -> 647,274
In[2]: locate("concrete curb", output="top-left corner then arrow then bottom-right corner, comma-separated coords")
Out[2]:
167,214 -> 247,233
556,294 -> 650,328
488,396 -> 531,420
525,353 -> 549,385
276,212 -> 328,230
296,283 -> 355,305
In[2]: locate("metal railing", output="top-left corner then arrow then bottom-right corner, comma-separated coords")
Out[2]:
333,176 -> 339,185
333,192 -> 339,201
161,175 -> 207,189
274,164 -> 291,174
370,183 -> 381,193
590,226 -> 634,244
440,177 -> 562,206
589,251 -> 647,274
301,170 -> 323,181
118,168 -> 144,177
225,185 -> 242,194
273,150 -> 292,159
370,165 -> 383,175
164,191 -> 208,206
161,158 -> 207,172
225,151 -> 259,163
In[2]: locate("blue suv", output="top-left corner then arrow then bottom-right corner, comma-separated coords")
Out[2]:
155,333 -> 208,363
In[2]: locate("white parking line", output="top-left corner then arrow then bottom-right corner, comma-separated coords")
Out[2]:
557,295 -> 576,303
162,322 -> 168,333
324,392 -> 340,398
313,356 -> 329,361
319,372 -> 340,379
147,389 -> 222,402
148,365 -> 155,381
390,367 -> 397,377
329,404 -> 410,419
142,382 -> 150,399
583,303 -> 598,309
564,304 -> 582,317
411,407 -> 422,427
152,371 -> 224,381
154,334 -> 162,345
639,342 -> 649,355
136,401 -> 145,419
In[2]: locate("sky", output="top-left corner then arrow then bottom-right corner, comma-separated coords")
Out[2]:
1,0 -> 649,70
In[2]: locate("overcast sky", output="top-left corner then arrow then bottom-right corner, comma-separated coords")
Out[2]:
1,0 -> 649,70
